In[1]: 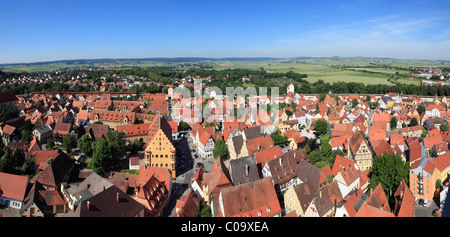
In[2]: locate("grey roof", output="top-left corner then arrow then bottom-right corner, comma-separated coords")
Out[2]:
34,124 -> 52,134
230,156 -> 260,185
74,172 -> 113,200
243,126 -> 263,140
231,135 -> 244,155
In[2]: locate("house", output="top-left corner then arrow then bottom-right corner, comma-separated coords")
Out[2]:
425,104 -> 445,118
202,157 -> 233,205
129,156 -> 140,170
53,123 -> 71,137
333,164 -> 362,198
89,109 -> 136,129
74,109 -> 89,125
228,134 -> 245,160
196,127 -> 216,159
432,151 -> 450,185
335,188 -> 368,217
32,124 -> 53,143
30,149 -> 61,170
85,123 -> 110,140
401,125 -> 423,138
0,91 -> 19,108
390,133 -> 405,151
393,179 -> 415,217
409,157 -> 437,205
174,188 -> 202,217
61,172 -> 114,211
262,150 -> 303,192
32,152 -> 74,191
134,166 -> 172,217
213,177 -> 282,217
254,145 -> 283,172
1,124 -> 19,146
64,185 -> 145,217
229,155 -> 260,186
144,115 -> 176,178
284,161 -> 342,217
355,184 -> 394,217
0,172 -> 29,210
244,135 -> 274,157
117,123 -> 152,145
348,132 -> 373,172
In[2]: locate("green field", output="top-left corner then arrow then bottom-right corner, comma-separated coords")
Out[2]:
1,57 -> 446,85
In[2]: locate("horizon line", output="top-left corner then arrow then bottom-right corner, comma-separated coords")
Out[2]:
1,55 -> 449,66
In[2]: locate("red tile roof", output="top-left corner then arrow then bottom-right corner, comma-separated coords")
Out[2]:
0,172 -> 29,201
217,177 -> 281,217
254,145 -> 283,169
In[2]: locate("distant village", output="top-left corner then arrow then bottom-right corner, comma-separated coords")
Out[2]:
1,69 -> 450,218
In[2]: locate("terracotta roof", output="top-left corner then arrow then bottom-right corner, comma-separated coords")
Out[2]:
117,123 -> 152,137
373,139 -> 395,157
0,172 -> 29,201
254,145 -> 283,169
2,124 -> 16,135
89,109 -> 136,124
53,123 -> 71,135
401,125 -> 422,133
393,179 -> 415,217
365,183 -> 391,213
30,150 -> 61,166
332,155 -> 356,176
246,135 -> 274,156
389,134 -> 404,146
205,157 -> 232,193
433,151 -> 450,172
175,189 -> 201,217
218,177 -> 281,217
34,152 -> 74,188
423,135 -> 443,149
355,203 -> 395,217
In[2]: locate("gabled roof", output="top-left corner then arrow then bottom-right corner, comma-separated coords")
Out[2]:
203,157 -> 232,194
393,179 -> 415,217
67,185 -> 144,217
332,155 -> 356,176
254,145 -> 283,169
33,152 -> 74,188
365,183 -> 391,213
0,172 -> 29,201
217,177 -> 281,217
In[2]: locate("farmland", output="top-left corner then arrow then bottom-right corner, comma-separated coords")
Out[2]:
1,57 -> 448,86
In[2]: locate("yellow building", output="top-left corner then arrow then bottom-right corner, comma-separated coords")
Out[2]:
144,115 -> 176,178
348,132 -> 373,172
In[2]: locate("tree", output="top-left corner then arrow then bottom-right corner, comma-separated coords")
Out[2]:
47,137 -> 55,149
62,134 -> 76,153
409,117 -> 419,127
390,117 -> 398,130
180,122 -> 190,131
352,99 -> 359,107
369,153 -> 410,198
213,139 -> 228,159
107,101 -> 115,111
90,139 -> 112,175
314,119 -> 328,136
78,134 -> 93,156
128,139 -> 142,154
270,129 -> 287,145
417,105 -> 425,115
440,123 -> 449,132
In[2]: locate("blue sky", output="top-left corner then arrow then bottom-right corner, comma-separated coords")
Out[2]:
1,0 -> 450,63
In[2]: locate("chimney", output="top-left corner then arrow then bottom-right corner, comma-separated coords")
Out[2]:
245,165 -> 249,176
87,201 -> 91,210
116,192 -> 120,203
